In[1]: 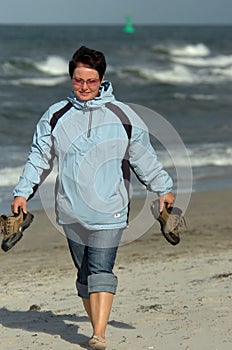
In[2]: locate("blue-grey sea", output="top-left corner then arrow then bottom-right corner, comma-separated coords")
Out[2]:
0,25 -> 232,212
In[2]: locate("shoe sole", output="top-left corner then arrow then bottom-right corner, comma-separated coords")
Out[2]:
1,212 -> 34,252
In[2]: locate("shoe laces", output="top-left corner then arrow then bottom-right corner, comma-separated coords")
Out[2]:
6,217 -> 15,235
166,212 -> 186,233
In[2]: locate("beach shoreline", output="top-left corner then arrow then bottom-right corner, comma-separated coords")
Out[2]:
0,189 -> 232,349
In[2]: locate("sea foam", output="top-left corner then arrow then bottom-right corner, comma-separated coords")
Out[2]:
35,55 -> 68,76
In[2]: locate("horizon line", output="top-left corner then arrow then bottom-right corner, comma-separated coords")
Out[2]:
0,22 -> 231,26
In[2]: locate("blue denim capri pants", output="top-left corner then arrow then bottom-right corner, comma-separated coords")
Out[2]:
63,222 -> 123,299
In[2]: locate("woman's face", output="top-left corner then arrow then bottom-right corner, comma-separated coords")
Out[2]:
72,63 -> 103,101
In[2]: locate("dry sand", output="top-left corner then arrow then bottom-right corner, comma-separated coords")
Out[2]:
0,190 -> 232,350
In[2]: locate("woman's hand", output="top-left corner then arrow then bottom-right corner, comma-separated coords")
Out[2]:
11,196 -> 27,214
159,192 -> 175,212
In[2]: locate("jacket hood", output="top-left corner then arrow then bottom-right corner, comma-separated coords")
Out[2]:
67,80 -> 115,109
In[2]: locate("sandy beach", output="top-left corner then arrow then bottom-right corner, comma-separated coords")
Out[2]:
0,189 -> 232,350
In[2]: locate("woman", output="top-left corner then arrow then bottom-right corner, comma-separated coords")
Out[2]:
11,46 -> 174,349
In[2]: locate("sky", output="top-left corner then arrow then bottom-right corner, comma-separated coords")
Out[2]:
0,0 -> 231,25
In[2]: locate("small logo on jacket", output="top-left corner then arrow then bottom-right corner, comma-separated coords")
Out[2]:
114,213 -> 121,218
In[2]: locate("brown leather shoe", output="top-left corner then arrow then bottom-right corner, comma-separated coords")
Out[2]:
151,200 -> 185,245
1,208 -> 34,252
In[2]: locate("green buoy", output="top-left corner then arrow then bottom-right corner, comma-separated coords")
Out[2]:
123,16 -> 135,34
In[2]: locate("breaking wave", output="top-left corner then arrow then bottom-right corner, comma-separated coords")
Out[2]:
123,63 -> 232,85
153,43 -> 210,57
0,55 -> 69,87
34,55 -> 68,75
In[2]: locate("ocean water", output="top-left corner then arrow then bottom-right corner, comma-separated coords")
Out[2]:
0,24 -> 232,212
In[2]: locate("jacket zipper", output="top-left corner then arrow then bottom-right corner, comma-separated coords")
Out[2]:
83,102 -> 93,138
87,108 -> 93,138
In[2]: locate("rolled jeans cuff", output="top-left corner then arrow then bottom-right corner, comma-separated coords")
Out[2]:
76,281 -> 89,299
88,273 -> 118,295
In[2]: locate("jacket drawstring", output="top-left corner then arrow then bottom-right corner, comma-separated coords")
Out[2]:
87,109 -> 93,138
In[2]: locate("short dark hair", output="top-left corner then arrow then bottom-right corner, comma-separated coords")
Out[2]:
69,46 -> 106,80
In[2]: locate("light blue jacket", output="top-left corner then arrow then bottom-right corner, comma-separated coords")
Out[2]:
13,81 -> 173,229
